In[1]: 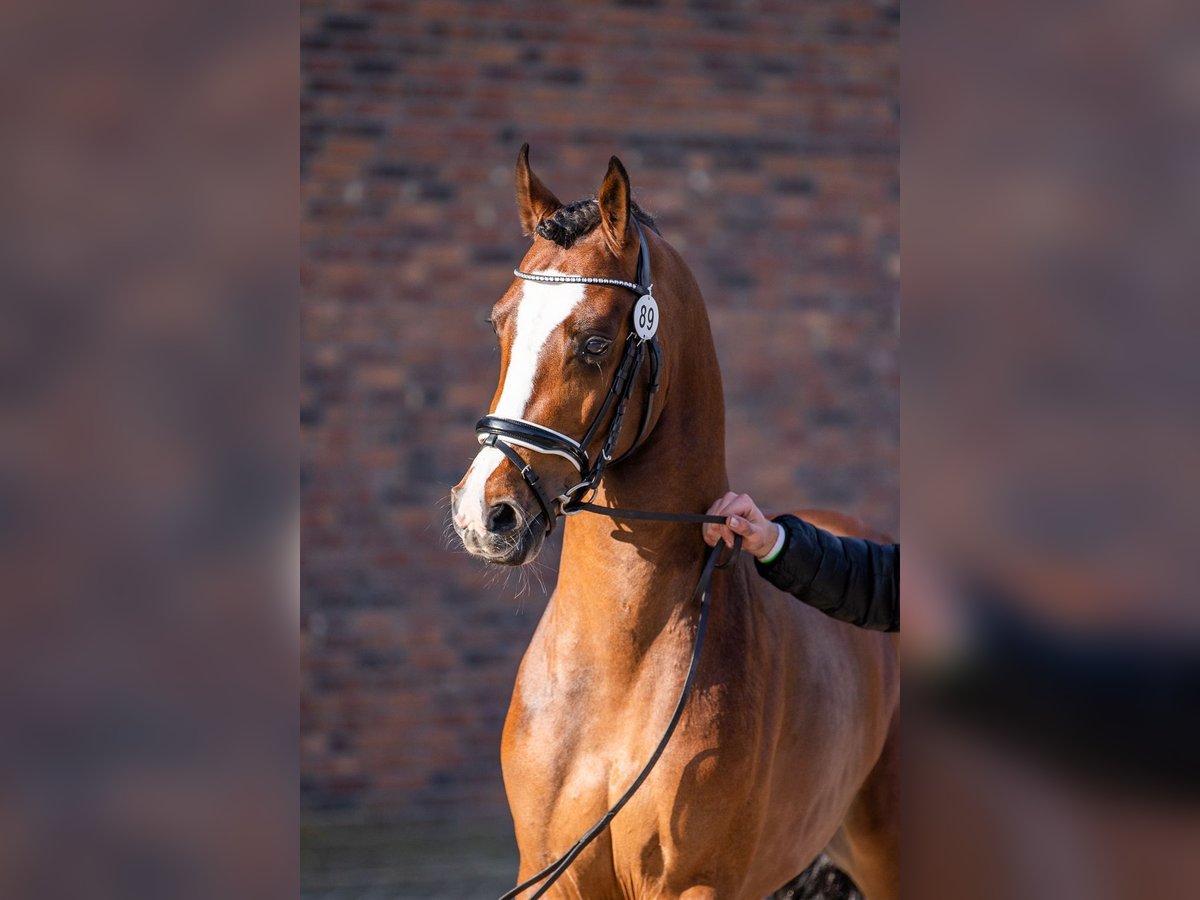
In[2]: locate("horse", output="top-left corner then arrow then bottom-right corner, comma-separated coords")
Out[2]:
450,146 -> 899,900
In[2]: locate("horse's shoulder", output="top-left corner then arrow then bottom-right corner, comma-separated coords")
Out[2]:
785,508 -> 893,544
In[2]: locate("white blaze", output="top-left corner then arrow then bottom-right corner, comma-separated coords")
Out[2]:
457,272 -> 587,530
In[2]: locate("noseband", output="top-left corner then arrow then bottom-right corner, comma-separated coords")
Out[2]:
475,219 -> 663,535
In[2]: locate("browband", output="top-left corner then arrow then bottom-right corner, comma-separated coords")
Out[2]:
510,270 -> 646,296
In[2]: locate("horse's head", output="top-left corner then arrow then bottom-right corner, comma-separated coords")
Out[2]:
451,146 -> 662,565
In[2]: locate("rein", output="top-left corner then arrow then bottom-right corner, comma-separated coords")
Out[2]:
480,218 -> 743,898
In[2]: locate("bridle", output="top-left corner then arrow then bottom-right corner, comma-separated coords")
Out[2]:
476,217 -> 663,536
476,215 -> 741,900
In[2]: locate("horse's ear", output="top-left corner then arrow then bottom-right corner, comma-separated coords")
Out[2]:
597,156 -> 632,257
515,143 -> 562,237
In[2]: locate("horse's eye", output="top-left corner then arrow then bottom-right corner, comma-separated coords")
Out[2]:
582,336 -> 612,357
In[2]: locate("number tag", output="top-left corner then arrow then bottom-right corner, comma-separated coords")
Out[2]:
633,294 -> 659,340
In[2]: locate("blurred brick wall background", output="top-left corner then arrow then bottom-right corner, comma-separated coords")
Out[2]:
301,0 -> 896,890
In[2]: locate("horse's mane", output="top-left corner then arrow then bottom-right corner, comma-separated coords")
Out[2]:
536,198 -> 659,249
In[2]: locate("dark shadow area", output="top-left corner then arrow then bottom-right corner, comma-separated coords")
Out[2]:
771,855 -> 861,900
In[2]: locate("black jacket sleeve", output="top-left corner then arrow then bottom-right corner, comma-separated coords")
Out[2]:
755,514 -> 899,632
927,590 -> 1200,798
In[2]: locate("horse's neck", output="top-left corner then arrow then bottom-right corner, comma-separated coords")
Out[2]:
552,301 -> 728,665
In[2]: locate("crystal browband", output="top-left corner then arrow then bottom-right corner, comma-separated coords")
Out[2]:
512,269 -> 648,296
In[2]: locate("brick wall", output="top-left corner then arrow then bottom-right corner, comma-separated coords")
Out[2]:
301,0 -> 898,832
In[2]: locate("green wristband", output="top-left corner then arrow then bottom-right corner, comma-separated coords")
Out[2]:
756,523 -> 786,564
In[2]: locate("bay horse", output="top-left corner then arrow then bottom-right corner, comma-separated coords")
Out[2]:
451,146 -> 899,899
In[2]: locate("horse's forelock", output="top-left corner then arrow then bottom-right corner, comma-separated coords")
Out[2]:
534,199 -> 657,249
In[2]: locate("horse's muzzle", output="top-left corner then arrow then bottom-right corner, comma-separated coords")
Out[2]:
451,492 -> 547,566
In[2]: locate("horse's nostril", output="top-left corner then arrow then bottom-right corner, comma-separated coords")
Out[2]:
486,502 -> 519,534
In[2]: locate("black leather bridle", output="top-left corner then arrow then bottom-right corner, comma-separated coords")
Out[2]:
478,216 -> 741,900
475,218 -> 663,535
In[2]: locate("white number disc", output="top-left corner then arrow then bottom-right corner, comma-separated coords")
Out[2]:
633,295 -> 659,340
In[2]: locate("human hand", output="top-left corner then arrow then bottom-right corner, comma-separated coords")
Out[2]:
703,492 -> 781,559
